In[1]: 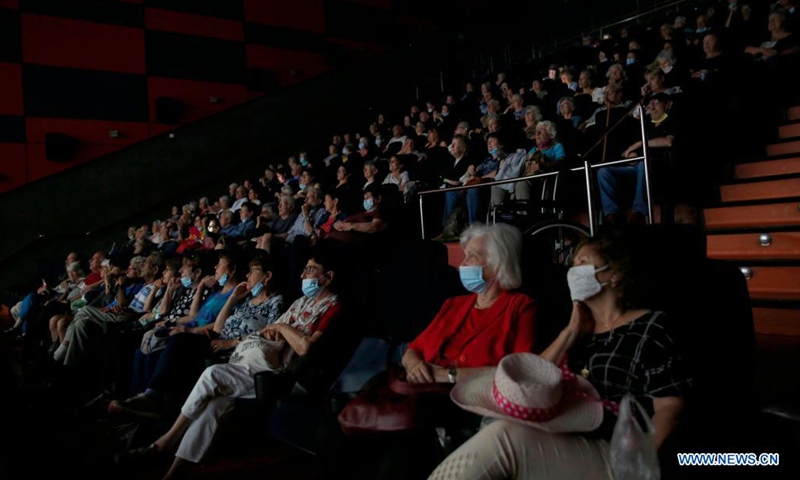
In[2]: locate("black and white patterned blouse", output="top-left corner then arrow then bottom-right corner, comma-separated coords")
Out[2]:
569,311 -> 692,440
219,294 -> 284,340
162,287 -> 209,323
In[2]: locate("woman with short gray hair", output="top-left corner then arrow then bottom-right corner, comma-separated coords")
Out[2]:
402,222 -> 536,385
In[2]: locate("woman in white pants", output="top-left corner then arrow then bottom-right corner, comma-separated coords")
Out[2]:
116,254 -> 342,479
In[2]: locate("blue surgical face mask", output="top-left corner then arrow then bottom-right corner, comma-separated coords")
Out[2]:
489,147 -> 499,156
300,183 -> 308,191
363,198 -> 375,211
251,281 -> 264,297
180,277 -> 193,288
375,139 -> 382,147
696,27 -> 708,34
359,142 -> 367,149
302,278 -> 321,298
626,58 -> 636,65
459,265 -> 489,294
300,158 -> 309,167
218,273 -> 228,286
790,7 -> 795,14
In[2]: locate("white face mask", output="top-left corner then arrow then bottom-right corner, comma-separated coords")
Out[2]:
567,265 -> 609,301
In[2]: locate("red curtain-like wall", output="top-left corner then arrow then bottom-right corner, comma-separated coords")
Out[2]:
0,0 -> 400,194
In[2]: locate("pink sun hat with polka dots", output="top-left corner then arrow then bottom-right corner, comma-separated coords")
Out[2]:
450,352 -> 604,432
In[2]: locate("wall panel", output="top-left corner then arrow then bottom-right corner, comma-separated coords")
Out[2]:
243,0 -> 325,34
20,0 -> 143,28
246,44 -> 330,87
26,118 -> 150,146
0,143 -> 26,194
0,115 -> 25,142
23,65 -> 148,122
26,144 -> 120,182
0,62 -> 23,115
146,30 -> 246,84
21,14 -> 145,74
0,8 -> 21,62
147,77 -> 248,125
145,8 -> 244,42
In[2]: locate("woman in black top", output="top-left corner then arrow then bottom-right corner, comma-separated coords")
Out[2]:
428,230 -> 691,479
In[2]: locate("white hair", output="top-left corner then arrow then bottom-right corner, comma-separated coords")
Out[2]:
537,120 -> 558,142
460,223 -> 523,290
130,255 -> 146,273
524,105 -> 543,122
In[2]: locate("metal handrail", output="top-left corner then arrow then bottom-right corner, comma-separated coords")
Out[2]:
418,105 -> 654,239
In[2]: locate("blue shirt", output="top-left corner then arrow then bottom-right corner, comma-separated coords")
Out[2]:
224,217 -> 255,239
476,156 -> 500,177
185,287 -> 235,329
128,282 -> 155,313
106,281 -> 144,309
286,207 -> 326,243
527,142 -> 566,163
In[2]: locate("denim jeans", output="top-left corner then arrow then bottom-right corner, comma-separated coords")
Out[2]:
443,190 -> 461,225
597,163 -> 647,215
465,188 -> 486,225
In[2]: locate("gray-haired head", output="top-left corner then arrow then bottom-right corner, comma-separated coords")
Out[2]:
524,105 -> 543,122
537,120 -> 558,142
459,223 -> 523,290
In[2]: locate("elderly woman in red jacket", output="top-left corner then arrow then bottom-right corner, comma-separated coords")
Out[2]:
402,222 -> 537,384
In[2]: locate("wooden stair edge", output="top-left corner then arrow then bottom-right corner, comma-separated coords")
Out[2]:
754,307 -> 800,336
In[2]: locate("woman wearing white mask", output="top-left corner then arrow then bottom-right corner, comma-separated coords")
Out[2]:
427,230 -> 691,480
402,223 -> 536,385
115,250 -> 341,479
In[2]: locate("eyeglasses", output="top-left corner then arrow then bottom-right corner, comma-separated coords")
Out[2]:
302,266 -> 320,275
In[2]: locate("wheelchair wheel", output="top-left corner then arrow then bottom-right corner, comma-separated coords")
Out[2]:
523,219 -> 591,266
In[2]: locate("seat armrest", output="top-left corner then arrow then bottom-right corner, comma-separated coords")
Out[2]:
254,370 -> 296,406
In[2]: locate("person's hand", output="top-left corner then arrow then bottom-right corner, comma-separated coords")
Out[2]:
155,320 -> 167,328
301,203 -> 311,217
165,277 -> 180,292
406,360 -> 435,384
201,275 -> 217,289
261,324 -> 283,341
210,339 -> 236,353
566,301 -> 594,337
745,46 -> 761,55
109,305 -> 125,315
37,285 -> 48,295
692,69 -> 708,79
232,281 -> 249,301
169,326 -> 187,336
116,276 -> 127,287
154,279 -> 164,290
467,165 -> 476,176
333,221 -> 345,231
641,84 -> 650,96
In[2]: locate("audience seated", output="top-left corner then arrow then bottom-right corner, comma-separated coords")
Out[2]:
114,249 -> 343,479
427,229 -> 691,480
598,94 -> 676,225
3,4 -> 797,477
109,255 -> 283,419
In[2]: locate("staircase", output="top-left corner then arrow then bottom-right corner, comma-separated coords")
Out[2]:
706,105 -> 800,336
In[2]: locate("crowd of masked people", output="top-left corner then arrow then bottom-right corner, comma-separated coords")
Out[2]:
1,1 -> 797,479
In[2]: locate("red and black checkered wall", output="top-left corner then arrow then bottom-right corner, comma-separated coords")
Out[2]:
0,0 -> 402,194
